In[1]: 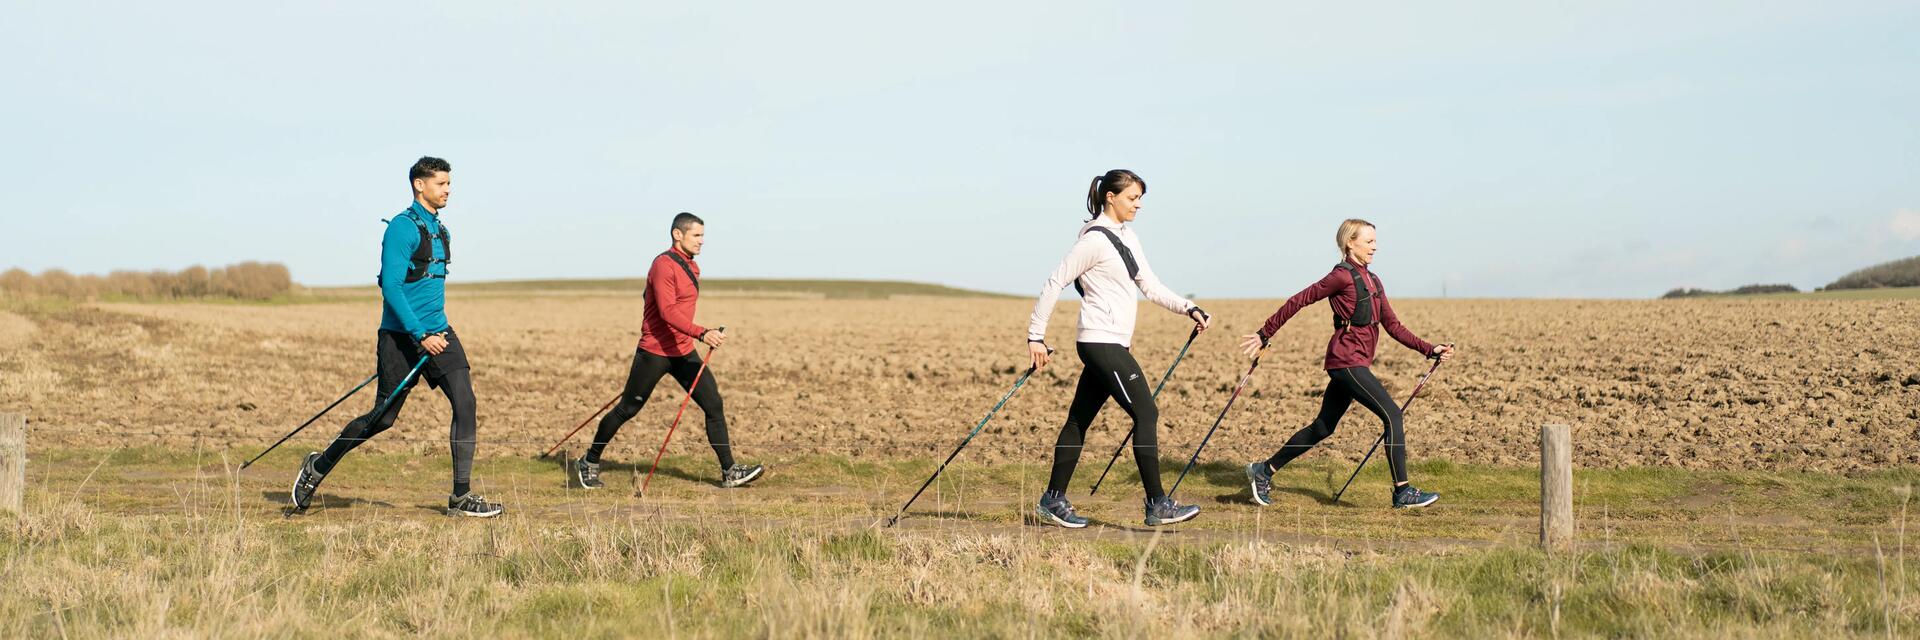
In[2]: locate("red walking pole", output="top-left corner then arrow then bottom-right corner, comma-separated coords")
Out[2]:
1166,351 -> 1267,497
541,394 -> 621,459
639,340 -> 721,497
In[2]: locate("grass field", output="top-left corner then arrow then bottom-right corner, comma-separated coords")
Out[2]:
4,447 -> 1917,638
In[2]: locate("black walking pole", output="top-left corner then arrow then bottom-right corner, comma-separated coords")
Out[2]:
1167,351 -> 1266,497
1331,355 -> 1446,503
1088,325 -> 1200,495
886,348 -> 1049,527
241,372 -> 379,469
249,356 -> 430,471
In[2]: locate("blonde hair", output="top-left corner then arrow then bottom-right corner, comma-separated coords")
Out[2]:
1336,218 -> 1375,260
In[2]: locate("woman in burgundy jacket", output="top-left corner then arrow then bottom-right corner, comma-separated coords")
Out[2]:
1238,219 -> 1455,509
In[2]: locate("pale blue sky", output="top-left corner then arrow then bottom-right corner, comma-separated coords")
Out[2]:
4,1 -> 1915,298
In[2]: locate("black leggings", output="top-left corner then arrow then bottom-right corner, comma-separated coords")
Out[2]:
316,330 -> 478,494
1046,342 -> 1164,499
584,348 -> 733,470
1265,366 -> 1410,483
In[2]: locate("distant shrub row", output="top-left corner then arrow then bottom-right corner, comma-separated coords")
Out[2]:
1661,284 -> 1800,299
1823,255 -> 1920,290
0,262 -> 293,301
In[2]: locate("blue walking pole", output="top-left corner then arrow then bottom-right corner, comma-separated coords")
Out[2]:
253,355 -> 431,473
354,355 -> 434,441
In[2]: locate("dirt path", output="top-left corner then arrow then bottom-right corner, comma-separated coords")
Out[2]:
29,446 -> 1906,558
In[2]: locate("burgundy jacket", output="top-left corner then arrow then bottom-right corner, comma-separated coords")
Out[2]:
1256,263 -> 1436,370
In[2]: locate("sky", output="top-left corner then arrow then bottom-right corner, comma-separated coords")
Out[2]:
2,1 -> 1915,299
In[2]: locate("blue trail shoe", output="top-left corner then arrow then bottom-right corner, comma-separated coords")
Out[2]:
1392,484 -> 1440,509
1246,461 -> 1274,506
1034,490 -> 1089,529
1144,496 -> 1200,526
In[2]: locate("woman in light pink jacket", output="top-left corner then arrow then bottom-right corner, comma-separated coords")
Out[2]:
1025,169 -> 1211,529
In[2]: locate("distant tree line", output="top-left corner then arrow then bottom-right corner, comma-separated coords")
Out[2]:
1822,255 -> 1920,290
0,262 -> 293,301
1661,284 -> 1800,299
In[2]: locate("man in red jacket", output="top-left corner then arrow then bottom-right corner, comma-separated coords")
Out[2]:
573,212 -> 763,490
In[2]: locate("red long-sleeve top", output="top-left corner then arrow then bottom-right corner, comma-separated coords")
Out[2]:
1257,264 -> 1436,370
638,247 -> 708,357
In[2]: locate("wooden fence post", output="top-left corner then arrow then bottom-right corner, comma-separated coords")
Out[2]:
1540,423 -> 1573,550
0,413 -> 24,515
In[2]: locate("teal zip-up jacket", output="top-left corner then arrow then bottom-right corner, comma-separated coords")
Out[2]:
378,201 -> 451,339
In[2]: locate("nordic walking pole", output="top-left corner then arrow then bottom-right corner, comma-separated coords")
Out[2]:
1331,351 -> 1448,503
252,355 -> 431,470
241,371 -> 379,469
638,327 -> 724,497
540,394 -> 620,459
1167,350 -> 1266,497
886,347 -> 1052,527
1089,325 -> 1200,495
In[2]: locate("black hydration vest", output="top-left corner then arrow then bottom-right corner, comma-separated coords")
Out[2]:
1332,261 -> 1375,329
660,250 -> 699,290
381,211 -> 450,284
1073,226 -> 1138,297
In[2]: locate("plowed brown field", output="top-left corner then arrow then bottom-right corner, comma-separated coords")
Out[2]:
4,293 -> 1917,471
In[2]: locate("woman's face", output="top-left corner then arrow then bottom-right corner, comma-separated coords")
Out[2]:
1105,183 -> 1143,223
1346,225 -> 1378,266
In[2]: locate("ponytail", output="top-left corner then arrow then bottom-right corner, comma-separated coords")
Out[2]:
1084,169 -> 1146,221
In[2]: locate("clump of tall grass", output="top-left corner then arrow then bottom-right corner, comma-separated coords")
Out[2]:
0,262 -> 293,301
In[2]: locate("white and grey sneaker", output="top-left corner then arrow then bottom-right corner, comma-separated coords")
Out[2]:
447,492 -> 505,518
572,458 -> 603,490
719,464 -> 764,488
291,452 -> 326,511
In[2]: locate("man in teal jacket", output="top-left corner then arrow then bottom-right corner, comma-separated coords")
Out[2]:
291,156 -> 502,518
